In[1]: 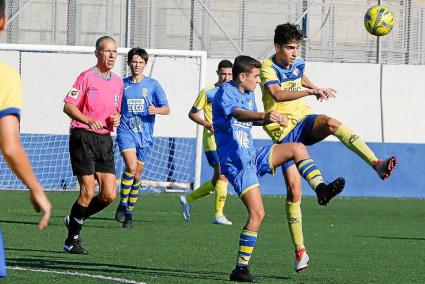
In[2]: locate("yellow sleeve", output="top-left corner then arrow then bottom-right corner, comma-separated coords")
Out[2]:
192,88 -> 207,112
260,59 -> 280,89
0,64 -> 23,118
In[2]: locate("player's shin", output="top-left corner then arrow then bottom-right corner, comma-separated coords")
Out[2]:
84,196 -> 109,219
187,181 -> 214,203
119,171 -> 134,207
285,201 -> 305,249
236,229 -> 258,267
296,158 -> 324,191
214,180 -> 228,217
126,180 -> 141,216
335,124 -> 378,165
67,201 -> 87,241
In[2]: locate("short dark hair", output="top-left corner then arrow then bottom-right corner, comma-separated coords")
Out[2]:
232,55 -> 261,80
217,59 -> 232,70
127,47 -> 149,65
95,36 -> 116,51
0,0 -> 5,17
274,23 -> 304,45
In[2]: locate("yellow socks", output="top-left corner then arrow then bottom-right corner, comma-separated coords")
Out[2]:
187,181 -> 214,203
335,124 -> 378,165
126,180 -> 141,215
119,171 -> 134,207
236,229 -> 258,267
285,201 -> 305,250
214,180 -> 228,217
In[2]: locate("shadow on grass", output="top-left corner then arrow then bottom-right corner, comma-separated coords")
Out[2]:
89,216 -> 155,223
363,235 -> 425,241
0,219 -> 39,226
6,256 -> 291,282
0,218 -> 117,230
5,247 -> 64,254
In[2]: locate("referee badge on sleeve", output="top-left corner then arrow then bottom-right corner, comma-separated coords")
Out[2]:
67,87 -> 80,99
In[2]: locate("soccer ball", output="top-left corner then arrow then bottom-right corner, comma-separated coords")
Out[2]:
364,5 -> 394,36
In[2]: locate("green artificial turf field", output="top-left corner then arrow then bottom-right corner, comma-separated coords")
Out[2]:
1,191 -> 424,283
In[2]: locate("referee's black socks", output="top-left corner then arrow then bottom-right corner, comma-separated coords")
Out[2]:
67,201 -> 87,242
84,196 -> 109,220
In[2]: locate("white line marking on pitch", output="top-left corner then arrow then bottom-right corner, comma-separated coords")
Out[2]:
8,266 -> 147,284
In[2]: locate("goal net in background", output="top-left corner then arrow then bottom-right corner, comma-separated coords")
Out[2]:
0,44 -> 206,192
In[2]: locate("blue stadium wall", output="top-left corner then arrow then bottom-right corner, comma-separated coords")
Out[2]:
0,136 -> 423,198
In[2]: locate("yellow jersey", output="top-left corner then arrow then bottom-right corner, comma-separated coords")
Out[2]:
260,56 -> 312,142
191,84 -> 218,152
0,60 -> 22,119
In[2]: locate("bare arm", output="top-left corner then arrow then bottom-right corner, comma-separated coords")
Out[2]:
63,102 -> 104,131
0,115 -> 51,230
267,83 -> 313,102
302,74 -> 337,100
148,105 -> 170,115
232,109 -> 287,126
266,74 -> 336,103
188,110 -> 213,131
301,74 -> 319,89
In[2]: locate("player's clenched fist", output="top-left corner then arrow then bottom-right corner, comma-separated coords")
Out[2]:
264,110 -> 287,126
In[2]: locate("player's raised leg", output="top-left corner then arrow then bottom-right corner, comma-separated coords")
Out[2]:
310,115 -> 397,180
271,143 -> 345,203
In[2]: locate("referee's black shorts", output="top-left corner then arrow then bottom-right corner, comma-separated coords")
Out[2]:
69,128 -> 116,176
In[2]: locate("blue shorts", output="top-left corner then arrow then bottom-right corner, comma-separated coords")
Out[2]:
205,150 -> 219,167
222,145 -> 275,197
116,134 -> 151,163
279,114 -> 318,171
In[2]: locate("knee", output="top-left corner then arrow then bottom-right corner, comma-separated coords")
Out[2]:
125,163 -> 138,175
134,173 -> 142,182
325,117 -> 341,134
250,208 -> 266,224
293,142 -> 308,156
100,190 -> 116,204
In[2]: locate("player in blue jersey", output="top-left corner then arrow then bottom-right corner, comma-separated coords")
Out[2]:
115,48 -> 170,229
212,55 -> 344,282
179,59 -> 233,225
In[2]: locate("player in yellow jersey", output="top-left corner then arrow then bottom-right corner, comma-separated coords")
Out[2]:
179,60 -> 233,225
260,23 -> 397,273
0,0 -> 52,277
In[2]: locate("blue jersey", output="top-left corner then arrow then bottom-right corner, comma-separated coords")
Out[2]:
212,82 -> 257,174
117,76 -> 168,148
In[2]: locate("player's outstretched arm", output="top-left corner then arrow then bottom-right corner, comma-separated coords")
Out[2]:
302,74 -> 337,101
267,83 -> 313,102
0,115 -> 52,230
232,109 -> 286,126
